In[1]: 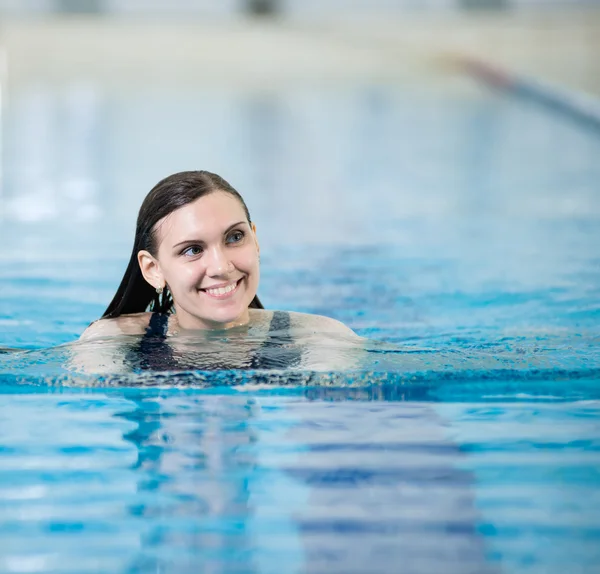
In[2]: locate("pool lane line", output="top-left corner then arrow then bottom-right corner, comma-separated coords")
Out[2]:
454,56 -> 600,132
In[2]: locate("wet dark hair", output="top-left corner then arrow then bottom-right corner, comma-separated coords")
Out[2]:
102,170 -> 263,319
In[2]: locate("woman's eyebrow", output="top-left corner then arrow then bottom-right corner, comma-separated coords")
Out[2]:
172,221 -> 248,249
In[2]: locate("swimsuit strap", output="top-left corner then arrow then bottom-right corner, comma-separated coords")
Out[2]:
134,313 -> 172,371
145,312 -> 169,339
143,311 -> 284,340
250,310 -> 301,370
267,310 -> 292,336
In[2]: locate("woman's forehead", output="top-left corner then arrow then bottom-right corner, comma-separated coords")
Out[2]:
157,192 -> 247,243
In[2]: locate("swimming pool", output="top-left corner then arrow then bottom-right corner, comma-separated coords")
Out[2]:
1,80 -> 599,573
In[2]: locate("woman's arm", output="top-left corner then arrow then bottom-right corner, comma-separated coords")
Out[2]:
70,313 -> 152,374
289,311 -> 361,338
289,312 -> 367,371
79,313 -> 151,341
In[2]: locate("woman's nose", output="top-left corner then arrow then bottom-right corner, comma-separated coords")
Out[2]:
205,245 -> 232,276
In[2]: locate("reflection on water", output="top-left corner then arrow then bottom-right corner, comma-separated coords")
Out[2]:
0,387 -> 495,573
118,392 -> 264,573
2,387 -> 598,573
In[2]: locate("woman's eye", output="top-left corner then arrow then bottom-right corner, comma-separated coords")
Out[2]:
183,245 -> 203,257
227,231 -> 245,244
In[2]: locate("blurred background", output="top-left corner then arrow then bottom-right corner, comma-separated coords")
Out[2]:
0,0 -> 599,346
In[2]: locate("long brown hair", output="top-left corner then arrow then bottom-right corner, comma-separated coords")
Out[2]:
102,171 -> 263,318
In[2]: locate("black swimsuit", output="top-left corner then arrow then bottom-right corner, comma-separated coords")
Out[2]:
133,311 -> 302,372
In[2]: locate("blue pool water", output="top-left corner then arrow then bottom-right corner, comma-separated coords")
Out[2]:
1,81 -> 600,573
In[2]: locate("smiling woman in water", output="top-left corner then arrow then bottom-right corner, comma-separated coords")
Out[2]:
77,170 -> 360,372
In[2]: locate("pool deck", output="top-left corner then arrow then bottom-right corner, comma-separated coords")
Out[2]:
0,9 -> 598,100
333,8 -> 600,97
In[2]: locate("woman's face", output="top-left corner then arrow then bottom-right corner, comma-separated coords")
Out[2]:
145,191 -> 260,330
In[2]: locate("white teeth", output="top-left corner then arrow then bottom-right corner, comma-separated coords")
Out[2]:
205,282 -> 237,296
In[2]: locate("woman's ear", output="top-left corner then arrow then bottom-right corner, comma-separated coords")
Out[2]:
137,250 -> 164,290
251,223 -> 260,255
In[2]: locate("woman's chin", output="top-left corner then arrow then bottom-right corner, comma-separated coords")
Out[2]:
175,297 -> 252,330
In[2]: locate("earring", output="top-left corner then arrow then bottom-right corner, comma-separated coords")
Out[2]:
156,286 -> 163,295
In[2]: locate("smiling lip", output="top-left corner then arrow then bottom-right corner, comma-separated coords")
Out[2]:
200,278 -> 242,299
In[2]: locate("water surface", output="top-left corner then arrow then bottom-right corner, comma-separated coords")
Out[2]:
1,82 -> 599,573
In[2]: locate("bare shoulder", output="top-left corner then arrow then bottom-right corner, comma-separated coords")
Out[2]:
287,311 -> 359,338
79,312 -> 152,341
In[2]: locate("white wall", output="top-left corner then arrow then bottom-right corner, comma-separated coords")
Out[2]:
0,0 -> 54,14
0,0 -> 598,16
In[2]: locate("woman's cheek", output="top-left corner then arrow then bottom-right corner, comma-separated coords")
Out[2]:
186,262 -> 206,284
170,260 -> 202,287
238,247 -> 259,270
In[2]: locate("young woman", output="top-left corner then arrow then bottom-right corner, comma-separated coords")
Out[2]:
78,170 -> 361,372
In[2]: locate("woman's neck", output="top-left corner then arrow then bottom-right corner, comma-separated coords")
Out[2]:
168,307 -> 254,333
